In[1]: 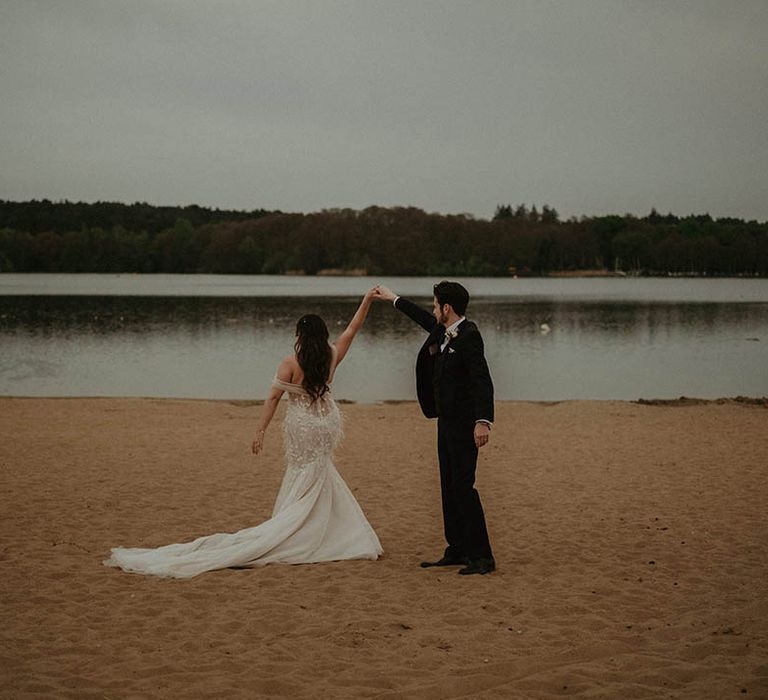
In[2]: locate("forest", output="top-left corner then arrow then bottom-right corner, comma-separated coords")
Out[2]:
1,199 -> 766,276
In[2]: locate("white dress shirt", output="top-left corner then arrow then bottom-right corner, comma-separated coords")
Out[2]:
440,316 -> 465,352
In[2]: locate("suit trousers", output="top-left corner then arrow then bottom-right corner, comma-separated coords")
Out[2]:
437,416 -> 493,561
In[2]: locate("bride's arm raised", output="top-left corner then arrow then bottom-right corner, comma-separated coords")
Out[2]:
333,287 -> 376,365
251,356 -> 292,456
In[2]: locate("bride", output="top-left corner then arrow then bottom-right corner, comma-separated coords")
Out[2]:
104,289 -> 383,578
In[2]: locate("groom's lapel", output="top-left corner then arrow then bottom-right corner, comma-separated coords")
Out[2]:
434,320 -> 469,380
444,319 -> 468,352
441,319 -> 468,364
433,324 -> 451,378
427,324 -> 445,357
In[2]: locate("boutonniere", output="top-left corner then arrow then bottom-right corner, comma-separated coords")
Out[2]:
444,328 -> 459,343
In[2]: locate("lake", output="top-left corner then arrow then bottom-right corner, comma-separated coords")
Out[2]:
1,274 -> 767,401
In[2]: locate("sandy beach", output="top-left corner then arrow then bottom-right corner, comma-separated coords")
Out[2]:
1,396 -> 767,698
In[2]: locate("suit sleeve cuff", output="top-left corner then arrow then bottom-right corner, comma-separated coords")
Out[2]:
392,296 -> 400,307
475,419 -> 493,428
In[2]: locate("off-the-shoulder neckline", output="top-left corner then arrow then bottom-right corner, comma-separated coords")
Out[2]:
273,376 -> 334,387
277,344 -> 338,387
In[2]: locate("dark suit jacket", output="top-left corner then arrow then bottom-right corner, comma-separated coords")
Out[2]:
395,296 -> 494,422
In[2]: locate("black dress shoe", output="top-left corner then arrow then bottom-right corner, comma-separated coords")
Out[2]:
420,556 -> 468,568
458,558 -> 496,575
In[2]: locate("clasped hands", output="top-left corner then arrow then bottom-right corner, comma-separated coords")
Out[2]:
368,284 -> 396,302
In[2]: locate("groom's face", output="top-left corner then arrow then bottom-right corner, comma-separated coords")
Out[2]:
433,297 -> 449,325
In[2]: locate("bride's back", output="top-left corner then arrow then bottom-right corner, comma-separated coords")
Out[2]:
285,346 -> 339,389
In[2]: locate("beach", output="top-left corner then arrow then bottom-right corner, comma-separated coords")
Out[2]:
1,397 -> 767,698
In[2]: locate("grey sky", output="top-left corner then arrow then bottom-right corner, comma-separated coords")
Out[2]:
1,1 -> 766,221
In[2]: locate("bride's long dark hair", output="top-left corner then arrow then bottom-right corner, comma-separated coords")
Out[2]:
294,314 -> 332,402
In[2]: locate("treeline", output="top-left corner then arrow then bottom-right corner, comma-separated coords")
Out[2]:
1,199 -> 766,276
0,199 -> 275,235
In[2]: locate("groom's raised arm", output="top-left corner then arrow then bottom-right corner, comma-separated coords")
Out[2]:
393,296 -> 437,333
374,285 -> 437,333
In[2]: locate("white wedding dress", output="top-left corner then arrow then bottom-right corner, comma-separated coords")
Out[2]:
104,357 -> 382,579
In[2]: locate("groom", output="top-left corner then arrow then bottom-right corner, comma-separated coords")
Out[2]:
374,281 -> 496,575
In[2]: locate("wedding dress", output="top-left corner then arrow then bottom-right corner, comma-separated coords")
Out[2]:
104,356 -> 382,579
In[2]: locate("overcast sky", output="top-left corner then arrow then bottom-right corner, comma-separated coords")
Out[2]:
1,1 -> 766,221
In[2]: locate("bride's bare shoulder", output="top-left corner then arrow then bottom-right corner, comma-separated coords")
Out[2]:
276,355 -> 299,380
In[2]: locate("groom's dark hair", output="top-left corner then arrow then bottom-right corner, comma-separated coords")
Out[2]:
433,280 -> 469,316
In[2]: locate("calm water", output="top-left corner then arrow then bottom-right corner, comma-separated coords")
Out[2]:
1,274 -> 767,401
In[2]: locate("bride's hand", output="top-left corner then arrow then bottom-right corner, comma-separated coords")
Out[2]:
373,284 -> 396,302
251,430 -> 265,455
